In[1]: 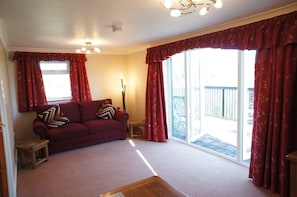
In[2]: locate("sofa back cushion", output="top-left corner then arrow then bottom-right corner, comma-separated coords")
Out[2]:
35,102 -> 81,123
79,99 -> 112,122
59,102 -> 81,123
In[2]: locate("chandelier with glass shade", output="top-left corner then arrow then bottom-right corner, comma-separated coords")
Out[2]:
161,0 -> 223,17
76,42 -> 100,54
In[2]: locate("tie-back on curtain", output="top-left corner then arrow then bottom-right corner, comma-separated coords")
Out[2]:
13,52 -> 92,112
145,11 -> 297,197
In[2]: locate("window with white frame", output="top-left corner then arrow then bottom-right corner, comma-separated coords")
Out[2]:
40,61 -> 72,102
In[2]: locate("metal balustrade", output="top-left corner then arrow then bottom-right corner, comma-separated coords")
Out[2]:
205,86 -> 237,120
172,86 -> 254,121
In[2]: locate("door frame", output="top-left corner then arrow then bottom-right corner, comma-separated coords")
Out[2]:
0,43 -> 16,197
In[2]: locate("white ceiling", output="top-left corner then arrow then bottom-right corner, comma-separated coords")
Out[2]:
0,0 -> 296,54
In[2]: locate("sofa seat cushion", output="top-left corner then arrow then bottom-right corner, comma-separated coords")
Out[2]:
83,119 -> 122,134
47,123 -> 88,142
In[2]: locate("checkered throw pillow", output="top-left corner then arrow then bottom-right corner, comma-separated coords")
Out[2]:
38,105 -> 70,128
96,103 -> 116,119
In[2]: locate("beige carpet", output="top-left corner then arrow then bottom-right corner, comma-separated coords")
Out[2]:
17,138 -> 280,197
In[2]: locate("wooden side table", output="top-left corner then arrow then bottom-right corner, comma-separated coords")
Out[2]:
17,139 -> 49,169
129,120 -> 145,138
287,150 -> 297,197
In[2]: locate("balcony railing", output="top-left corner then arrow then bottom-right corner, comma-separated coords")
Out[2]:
205,86 -> 237,120
172,86 -> 254,122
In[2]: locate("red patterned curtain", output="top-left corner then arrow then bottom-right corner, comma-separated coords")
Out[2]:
145,11 -> 297,197
13,52 -> 92,112
250,46 -> 297,196
145,62 -> 168,141
69,60 -> 92,102
14,56 -> 47,112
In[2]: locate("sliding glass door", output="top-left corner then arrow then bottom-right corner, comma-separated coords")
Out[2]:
170,53 -> 186,140
164,48 -> 255,165
194,49 -> 239,159
241,50 -> 256,163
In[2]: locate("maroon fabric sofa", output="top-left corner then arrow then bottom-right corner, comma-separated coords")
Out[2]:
33,98 -> 129,154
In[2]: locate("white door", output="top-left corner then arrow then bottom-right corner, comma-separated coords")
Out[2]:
0,61 -> 16,197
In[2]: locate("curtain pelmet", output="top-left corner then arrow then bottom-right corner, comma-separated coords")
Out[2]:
146,11 -> 297,63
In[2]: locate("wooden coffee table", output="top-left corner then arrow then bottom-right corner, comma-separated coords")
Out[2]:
100,176 -> 188,197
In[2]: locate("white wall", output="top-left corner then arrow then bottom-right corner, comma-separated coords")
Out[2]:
126,51 -> 147,121
86,54 -> 127,107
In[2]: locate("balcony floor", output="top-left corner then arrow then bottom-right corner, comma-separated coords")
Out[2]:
172,116 -> 252,163
192,134 -> 236,158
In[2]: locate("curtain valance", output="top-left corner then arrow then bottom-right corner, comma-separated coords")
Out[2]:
13,52 -> 87,62
146,11 -> 297,63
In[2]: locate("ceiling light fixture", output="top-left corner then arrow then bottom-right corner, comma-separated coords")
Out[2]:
161,0 -> 223,17
76,41 -> 100,54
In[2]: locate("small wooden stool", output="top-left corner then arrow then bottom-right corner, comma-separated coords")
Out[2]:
17,139 -> 49,169
129,120 -> 145,138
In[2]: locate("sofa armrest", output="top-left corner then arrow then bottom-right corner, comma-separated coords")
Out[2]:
115,110 -> 129,122
33,118 -> 49,139
115,110 -> 129,139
